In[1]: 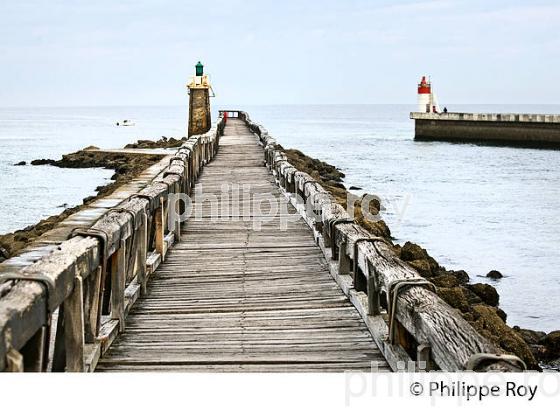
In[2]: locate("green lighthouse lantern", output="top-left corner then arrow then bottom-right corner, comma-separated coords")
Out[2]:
195,61 -> 204,76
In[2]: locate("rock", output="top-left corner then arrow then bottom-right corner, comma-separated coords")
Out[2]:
327,180 -> 346,189
13,161 -> 26,166
31,158 -> 56,166
358,217 -> 391,239
540,331 -> 560,359
13,232 -> 30,243
430,273 -> 459,288
496,308 -> 507,323
0,246 -> 9,260
449,269 -> 470,284
361,194 -> 381,214
400,241 -> 428,261
437,287 -> 470,312
407,259 -> 432,277
467,283 -> 499,306
426,255 -> 440,273
513,327 -> 546,345
545,357 -> 560,369
83,145 -> 99,150
470,305 -> 539,370
349,185 -> 362,190
487,270 -> 503,279
462,286 -> 483,305
83,195 -> 96,204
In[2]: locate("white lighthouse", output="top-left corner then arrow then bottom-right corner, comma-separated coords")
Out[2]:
417,76 -> 440,113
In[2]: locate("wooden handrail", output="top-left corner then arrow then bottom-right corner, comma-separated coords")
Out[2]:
241,111 -> 525,372
0,115 -> 225,372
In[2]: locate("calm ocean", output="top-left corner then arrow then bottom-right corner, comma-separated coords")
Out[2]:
1,104 -> 559,332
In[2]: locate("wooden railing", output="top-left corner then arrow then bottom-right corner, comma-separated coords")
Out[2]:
239,110 -> 525,372
0,115 -> 225,372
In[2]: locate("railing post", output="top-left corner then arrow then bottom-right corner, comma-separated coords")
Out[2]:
110,239 -> 126,331
417,344 -> 431,371
155,198 -> 165,260
338,240 -> 351,275
137,212 -> 148,294
174,187 -> 181,242
367,269 -> 381,316
64,275 -> 85,372
19,325 -> 49,372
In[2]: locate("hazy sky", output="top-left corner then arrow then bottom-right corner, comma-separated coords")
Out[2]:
1,0 -> 559,106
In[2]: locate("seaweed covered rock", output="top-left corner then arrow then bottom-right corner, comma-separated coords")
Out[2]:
470,305 -> 539,370
487,270 -> 503,279
514,327 -> 546,345
400,241 -> 428,261
357,217 -> 391,239
431,273 -> 460,288
437,287 -> 471,313
407,259 -> 433,277
448,269 -> 470,285
124,136 -> 187,149
467,283 -> 499,307
540,331 -> 560,359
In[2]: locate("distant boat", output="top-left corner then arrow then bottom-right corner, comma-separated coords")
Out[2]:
116,119 -> 135,126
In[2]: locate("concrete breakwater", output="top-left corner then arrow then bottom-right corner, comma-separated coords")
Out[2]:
411,112 -> 560,147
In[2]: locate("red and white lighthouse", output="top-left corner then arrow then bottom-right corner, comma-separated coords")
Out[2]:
417,76 -> 439,113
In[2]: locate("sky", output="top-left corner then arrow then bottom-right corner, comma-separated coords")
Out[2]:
1,0 -> 559,106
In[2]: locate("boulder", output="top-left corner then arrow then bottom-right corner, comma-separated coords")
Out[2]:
470,305 -> 539,370
430,273 -> 459,288
13,161 -> 26,166
400,241 -> 428,261
513,326 -> 546,345
358,217 -> 391,239
496,308 -> 507,323
467,283 -> 499,306
361,194 -> 381,214
0,247 -> 10,260
437,287 -> 470,313
407,259 -> 433,278
487,270 -> 503,279
448,269 -> 470,284
426,255 -> 440,273
540,331 -> 560,359
31,158 -> 56,166
462,286 -> 483,305
547,357 -> 560,368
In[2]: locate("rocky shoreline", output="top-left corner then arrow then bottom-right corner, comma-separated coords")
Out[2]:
282,147 -> 560,371
0,136 -> 182,262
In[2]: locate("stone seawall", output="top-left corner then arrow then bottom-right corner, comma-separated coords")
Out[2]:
411,112 -> 560,147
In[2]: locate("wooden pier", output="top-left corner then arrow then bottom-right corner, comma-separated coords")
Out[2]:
0,111 -> 526,373
97,119 -> 387,371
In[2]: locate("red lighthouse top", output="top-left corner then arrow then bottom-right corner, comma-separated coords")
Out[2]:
418,76 -> 431,94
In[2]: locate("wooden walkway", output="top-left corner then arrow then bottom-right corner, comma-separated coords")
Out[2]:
96,119 -> 389,372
